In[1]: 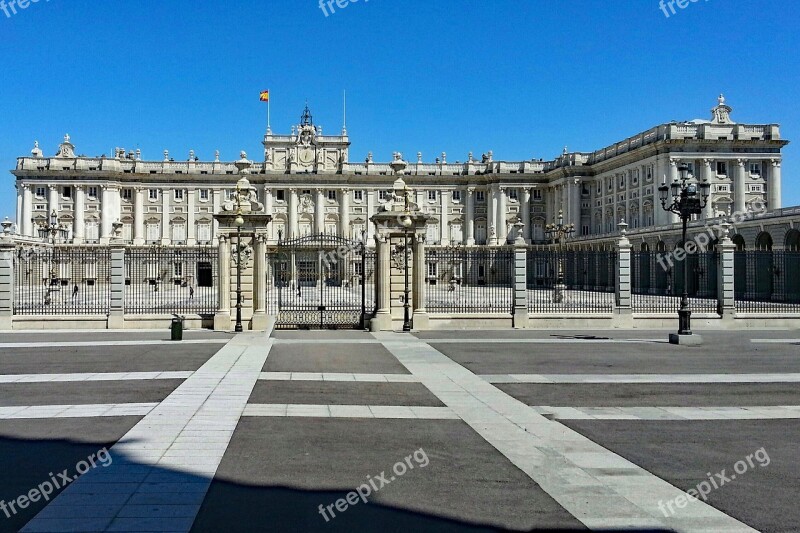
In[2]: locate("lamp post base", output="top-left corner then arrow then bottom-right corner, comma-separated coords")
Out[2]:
552,283 -> 566,304
669,333 -> 704,346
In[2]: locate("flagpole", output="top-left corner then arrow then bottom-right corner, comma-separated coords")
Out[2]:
267,89 -> 271,135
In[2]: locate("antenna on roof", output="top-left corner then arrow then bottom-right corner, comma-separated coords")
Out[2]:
342,90 -> 347,136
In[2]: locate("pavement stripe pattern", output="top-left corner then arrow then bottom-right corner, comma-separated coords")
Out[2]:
482,373 -> 800,383
374,332 -> 758,533
21,332 -> 271,533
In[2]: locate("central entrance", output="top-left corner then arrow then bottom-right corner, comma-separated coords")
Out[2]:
267,234 -> 376,329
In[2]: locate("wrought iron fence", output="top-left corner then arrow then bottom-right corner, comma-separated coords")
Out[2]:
734,250 -> 800,313
13,245 -> 111,315
426,246 -> 514,314
527,249 -> 615,313
631,250 -> 719,314
125,246 -> 219,315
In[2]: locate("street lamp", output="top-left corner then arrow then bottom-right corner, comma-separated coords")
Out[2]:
544,209 -> 575,303
658,163 -> 711,341
402,212 -> 413,332
37,210 -> 69,305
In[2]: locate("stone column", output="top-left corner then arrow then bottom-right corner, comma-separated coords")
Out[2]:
108,243 -> 125,329
367,191 -> 376,242
161,187 -> 170,244
702,159 -> 714,219
545,187 -> 554,229
497,187 -> 507,245
572,179 -> 582,231
0,237 -> 14,330
412,234 -> 429,330
340,188 -> 351,237
440,191 -> 449,245
288,188 -> 299,238
769,161 -> 782,210
668,160 -> 680,224
214,235 -> 231,331
489,185 -> 498,245
370,234 -> 392,331
15,187 -> 22,234
315,188 -> 325,234
521,188 -> 531,244
465,188 -> 475,245
187,188 -> 196,245
48,185 -> 59,218
613,230 -> 633,327
133,188 -> 144,245
74,185 -> 85,244
22,185 -> 33,237
735,159 -> 747,214
251,234 -> 268,330
718,232 -> 736,320
100,186 -> 112,244
512,239 -> 529,329
212,189 -> 221,243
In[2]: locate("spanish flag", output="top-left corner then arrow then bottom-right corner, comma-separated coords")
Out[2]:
259,90 -> 270,102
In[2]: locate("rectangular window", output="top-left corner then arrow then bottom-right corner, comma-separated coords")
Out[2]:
353,190 -> 363,201
328,190 -> 337,201
122,189 -> 132,201
88,187 -> 98,199
426,262 -> 438,278
452,190 -> 461,202
276,190 -> 285,202
533,190 -> 542,200
302,189 -> 311,195
174,189 -> 184,201
197,223 -> 212,243
174,262 -> 183,278
716,161 -> 727,175
199,189 -> 209,201
148,189 -> 158,200
62,187 -> 72,199
749,163 -> 761,175
508,189 -> 518,201
35,187 -> 46,198
476,191 -> 485,202
379,190 -> 388,201
428,190 -> 437,201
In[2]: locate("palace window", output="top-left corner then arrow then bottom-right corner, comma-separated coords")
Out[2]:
122,189 -> 132,201
146,223 -> 160,243
328,190 -> 337,201
750,162 -> 761,175
171,223 -> 186,243
199,189 -> 209,201
148,189 -> 159,200
475,191 -> 485,202
276,190 -> 285,201
533,190 -> 542,200
173,262 -> 183,278
452,190 -> 461,202
174,189 -> 184,201
88,187 -> 99,199
716,161 -> 727,175
508,189 -> 518,201
197,223 -> 212,243
62,187 -> 72,199
378,190 -> 388,201
428,190 -> 437,202
353,190 -> 363,201
35,187 -> 46,198
302,189 -> 311,195
426,261 -> 438,279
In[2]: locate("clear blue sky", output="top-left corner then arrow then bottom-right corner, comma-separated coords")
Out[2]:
1,0 -> 797,220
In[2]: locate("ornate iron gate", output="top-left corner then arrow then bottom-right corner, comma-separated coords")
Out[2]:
267,235 -> 375,329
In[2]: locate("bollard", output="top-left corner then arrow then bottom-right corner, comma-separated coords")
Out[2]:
170,316 -> 184,341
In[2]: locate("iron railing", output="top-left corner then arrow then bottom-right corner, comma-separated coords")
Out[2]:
124,246 -> 219,315
631,250 -> 719,314
734,251 -> 800,313
426,246 -> 514,314
13,245 -> 111,315
527,249 -> 615,313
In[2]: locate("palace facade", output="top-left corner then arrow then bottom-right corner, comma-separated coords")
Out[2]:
11,96 -> 788,246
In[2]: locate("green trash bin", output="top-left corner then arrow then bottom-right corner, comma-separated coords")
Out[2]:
170,316 -> 184,341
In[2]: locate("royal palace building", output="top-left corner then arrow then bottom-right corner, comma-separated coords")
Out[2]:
10,96 -> 788,247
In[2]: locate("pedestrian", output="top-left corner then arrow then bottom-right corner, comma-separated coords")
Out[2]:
189,286 -> 194,299
72,284 -> 78,300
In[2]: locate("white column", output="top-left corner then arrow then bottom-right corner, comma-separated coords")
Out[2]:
572,180 -> 582,231
16,187 -> 22,233
769,161 -> 782,210
133,188 -> 144,244
367,191 -> 376,241
465,188 -> 475,245
522,188 -> 531,243
73,186 -> 85,243
315,188 -> 325,234
545,187 -> 554,227
440,190 -> 449,245
497,187 -> 508,244
48,185 -> 59,218
21,185 -> 33,237
489,185 -> 498,245
265,188 -> 274,240
288,188 -> 299,238
161,187 -> 170,243
735,158 -> 747,213
187,188 -> 196,245
212,189 -> 221,243
702,159 -> 714,219
101,186 -> 111,243
340,188 -> 350,237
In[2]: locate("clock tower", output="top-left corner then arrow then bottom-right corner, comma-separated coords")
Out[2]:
262,104 -> 350,174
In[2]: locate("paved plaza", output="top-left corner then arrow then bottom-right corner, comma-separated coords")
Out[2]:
0,328 -> 798,532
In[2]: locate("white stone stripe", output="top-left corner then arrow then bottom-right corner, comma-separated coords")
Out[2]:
0,339 -> 230,349
22,332 -> 271,533
482,373 -> 800,384
535,405 -> 800,420
417,338 -> 663,344
0,371 -> 193,383
243,404 -> 459,419
751,339 -> 800,343
376,333 -> 757,533
259,372 -> 418,382
0,403 -> 157,419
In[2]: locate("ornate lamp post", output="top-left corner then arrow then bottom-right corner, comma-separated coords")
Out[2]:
401,207 -> 413,332
37,210 -> 69,305
233,179 -> 245,333
658,163 -> 711,342
544,209 -> 574,303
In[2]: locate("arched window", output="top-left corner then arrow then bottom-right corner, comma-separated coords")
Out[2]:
784,230 -> 800,251
732,234 -> 746,251
755,232 -> 773,251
